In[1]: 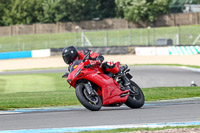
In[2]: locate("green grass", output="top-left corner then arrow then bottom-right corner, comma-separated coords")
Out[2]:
78,125 -> 200,133
0,24 -> 200,52
143,86 -> 200,101
0,73 -> 200,110
0,91 -> 79,110
0,73 -> 79,110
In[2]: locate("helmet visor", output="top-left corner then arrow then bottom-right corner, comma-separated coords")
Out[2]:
62,54 -> 71,64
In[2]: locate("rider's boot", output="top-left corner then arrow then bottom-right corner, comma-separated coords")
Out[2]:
118,64 -> 131,90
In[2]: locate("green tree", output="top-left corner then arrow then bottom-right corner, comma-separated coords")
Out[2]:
38,0 -> 61,23
2,0 -> 43,26
0,0 -> 12,26
0,0 -> 117,26
194,0 -> 200,4
38,0 -> 101,23
56,0 -> 100,22
98,0 -> 116,19
115,0 -> 169,24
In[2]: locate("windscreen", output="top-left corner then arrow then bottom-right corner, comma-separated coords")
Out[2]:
70,60 -> 83,72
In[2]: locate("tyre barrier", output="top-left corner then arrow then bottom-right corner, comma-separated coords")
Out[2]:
50,46 -> 130,56
0,46 -> 200,60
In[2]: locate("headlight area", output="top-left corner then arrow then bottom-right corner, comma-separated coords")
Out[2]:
74,69 -> 82,78
67,79 -> 72,84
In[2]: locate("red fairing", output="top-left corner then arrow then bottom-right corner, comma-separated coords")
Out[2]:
84,72 -> 129,105
67,60 -> 129,106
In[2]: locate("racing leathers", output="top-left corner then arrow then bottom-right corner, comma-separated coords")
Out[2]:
68,50 -> 121,75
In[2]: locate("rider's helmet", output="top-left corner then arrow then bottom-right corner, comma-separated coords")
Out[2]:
62,46 -> 78,64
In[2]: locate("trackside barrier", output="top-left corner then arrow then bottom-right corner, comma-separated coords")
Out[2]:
1,46 -> 200,60
0,49 -> 50,60
135,47 -> 169,56
32,49 -> 51,58
135,46 -> 200,56
0,51 -> 32,59
169,46 -> 200,55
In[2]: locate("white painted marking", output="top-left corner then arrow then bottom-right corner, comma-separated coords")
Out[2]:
180,66 -> 200,72
0,111 -> 21,115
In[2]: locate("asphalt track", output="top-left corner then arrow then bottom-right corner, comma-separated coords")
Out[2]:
0,66 -> 200,132
0,99 -> 200,131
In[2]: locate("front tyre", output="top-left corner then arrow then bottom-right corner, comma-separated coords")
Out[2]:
76,83 -> 102,111
125,81 -> 145,108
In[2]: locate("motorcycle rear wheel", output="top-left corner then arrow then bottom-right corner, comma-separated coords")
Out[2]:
76,83 -> 102,111
125,81 -> 145,108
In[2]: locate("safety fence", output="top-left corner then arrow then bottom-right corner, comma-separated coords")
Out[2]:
0,25 -> 200,53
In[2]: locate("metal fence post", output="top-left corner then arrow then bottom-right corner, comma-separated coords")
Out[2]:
140,28 -> 143,45
147,26 -> 151,45
153,27 -> 156,45
75,26 -> 79,46
129,28 -> 132,46
81,29 -> 85,47
106,29 -> 108,47
22,43 -> 25,51
177,25 -> 180,45
18,36 -> 20,51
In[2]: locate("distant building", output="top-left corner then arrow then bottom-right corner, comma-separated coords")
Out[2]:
184,4 -> 200,13
169,0 -> 200,13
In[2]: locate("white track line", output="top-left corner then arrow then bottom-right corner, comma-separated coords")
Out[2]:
0,121 -> 200,133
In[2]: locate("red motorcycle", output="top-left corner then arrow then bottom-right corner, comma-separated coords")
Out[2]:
62,52 -> 145,111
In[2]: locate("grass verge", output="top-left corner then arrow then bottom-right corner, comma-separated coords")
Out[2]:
143,86 -> 200,101
0,73 -> 200,110
0,73 -> 79,110
78,125 -> 200,133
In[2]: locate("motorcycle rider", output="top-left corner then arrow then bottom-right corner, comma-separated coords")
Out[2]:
62,46 -> 127,76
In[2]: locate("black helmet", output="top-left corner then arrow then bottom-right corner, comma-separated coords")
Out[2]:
62,46 -> 78,64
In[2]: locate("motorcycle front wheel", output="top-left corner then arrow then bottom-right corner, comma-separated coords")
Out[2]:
76,83 -> 102,111
125,81 -> 145,108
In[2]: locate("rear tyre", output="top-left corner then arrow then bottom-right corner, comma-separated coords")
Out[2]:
76,83 -> 102,111
125,81 -> 145,108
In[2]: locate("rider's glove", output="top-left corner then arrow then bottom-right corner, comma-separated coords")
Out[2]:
96,55 -> 104,64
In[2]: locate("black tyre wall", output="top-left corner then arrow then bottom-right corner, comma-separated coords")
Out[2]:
75,83 -> 102,111
125,81 -> 145,108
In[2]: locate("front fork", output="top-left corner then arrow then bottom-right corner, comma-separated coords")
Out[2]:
121,73 -> 131,86
84,82 -> 98,96
120,73 -> 136,95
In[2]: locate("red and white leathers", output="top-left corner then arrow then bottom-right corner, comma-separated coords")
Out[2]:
102,61 -> 121,75
69,50 -> 120,75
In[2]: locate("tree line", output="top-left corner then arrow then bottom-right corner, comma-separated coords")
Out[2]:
0,0 -> 198,26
